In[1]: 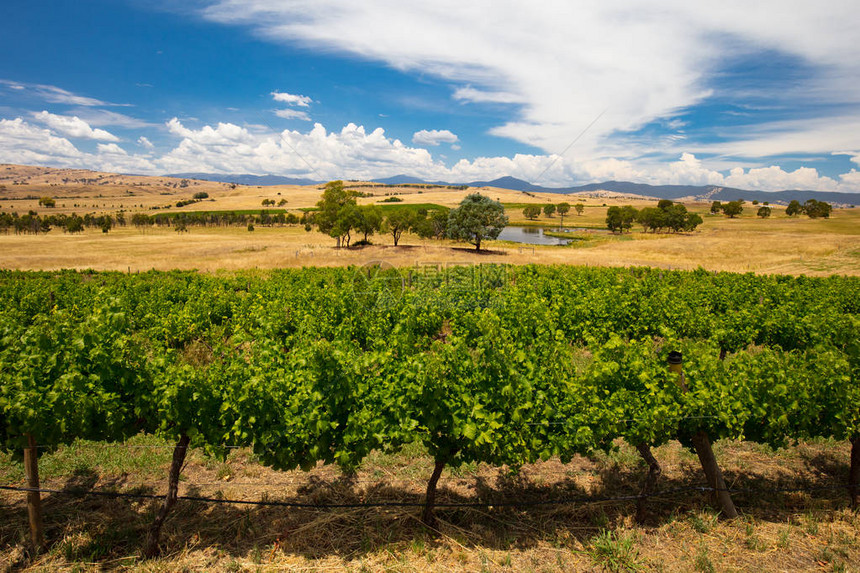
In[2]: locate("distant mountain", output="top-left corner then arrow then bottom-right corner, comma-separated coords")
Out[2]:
462,177 -> 859,206
566,181 -> 714,198
372,174 -> 435,185
165,171 -> 860,206
167,173 -> 322,186
564,181 -> 860,205
465,176 -> 548,192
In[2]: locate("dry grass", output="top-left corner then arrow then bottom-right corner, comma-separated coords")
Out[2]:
1,438 -> 858,572
0,212 -> 857,277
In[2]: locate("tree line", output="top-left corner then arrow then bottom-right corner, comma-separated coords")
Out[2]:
710,198 -> 833,219
312,180 -> 508,250
606,200 -> 703,233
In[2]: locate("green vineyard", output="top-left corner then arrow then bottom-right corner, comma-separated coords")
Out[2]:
0,265 -> 858,554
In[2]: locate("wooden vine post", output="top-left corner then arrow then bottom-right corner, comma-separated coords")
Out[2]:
24,433 -> 45,547
668,351 -> 738,519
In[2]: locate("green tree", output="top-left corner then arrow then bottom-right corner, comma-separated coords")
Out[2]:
606,206 -> 638,233
574,203 -> 584,216
722,201 -> 744,218
606,206 -> 622,233
664,204 -> 689,232
710,201 -> 723,214
332,203 -> 363,247
447,193 -> 508,251
355,205 -> 383,243
65,215 -> 84,234
557,202 -> 571,227
785,200 -> 802,217
413,208 -> 450,240
620,206 -> 638,232
38,197 -> 56,208
315,180 -> 358,247
757,206 -> 772,218
543,204 -> 556,217
802,199 -> 832,219
523,205 -> 541,220
684,213 -> 703,231
385,208 -> 416,247
636,207 -> 664,232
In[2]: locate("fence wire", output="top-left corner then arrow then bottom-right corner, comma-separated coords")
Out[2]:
0,482 -> 850,510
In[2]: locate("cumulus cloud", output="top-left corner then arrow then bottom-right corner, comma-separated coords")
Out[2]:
97,143 -> 128,155
32,111 -> 120,141
274,108 -> 311,121
0,118 -> 84,166
159,118 -> 441,179
271,91 -> 312,107
166,117 -> 255,145
154,118 -> 860,191
412,129 -> 459,146
3,111 -> 860,192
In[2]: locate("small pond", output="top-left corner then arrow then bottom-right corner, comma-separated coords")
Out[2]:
496,226 -> 576,246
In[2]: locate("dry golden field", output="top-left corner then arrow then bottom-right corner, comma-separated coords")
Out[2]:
1,164 -> 858,276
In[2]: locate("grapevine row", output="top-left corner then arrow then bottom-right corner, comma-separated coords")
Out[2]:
0,265 -> 857,552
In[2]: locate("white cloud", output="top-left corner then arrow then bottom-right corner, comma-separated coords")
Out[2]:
0,118 -> 84,166
159,118 -> 441,179
833,150 -> 860,167
97,143 -> 128,155
32,111 -> 120,141
70,109 -> 153,129
453,87 -> 524,105
1,79 -> 122,107
0,117 -> 155,173
412,129 -> 459,146
198,1 -> 860,159
274,108 -> 311,121
3,111 -> 860,192
684,116 -> 860,160
138,136 -> 155,149
166,117 -> 255,145
271,91 -> 312,106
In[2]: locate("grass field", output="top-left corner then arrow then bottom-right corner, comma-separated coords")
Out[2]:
1,437 -> 858,572
0,208 -> 857,276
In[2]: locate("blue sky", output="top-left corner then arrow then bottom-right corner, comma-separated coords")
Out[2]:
1,0 -> 859,191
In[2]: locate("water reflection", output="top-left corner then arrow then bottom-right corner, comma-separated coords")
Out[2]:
496,226 -> 572,246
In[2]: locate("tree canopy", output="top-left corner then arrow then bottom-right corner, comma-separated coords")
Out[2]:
722,201 -> 744,218
315,180 -> 359,247
447,193 -> 508,251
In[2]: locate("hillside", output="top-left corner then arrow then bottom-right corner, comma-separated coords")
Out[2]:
158,168 -> 860,206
